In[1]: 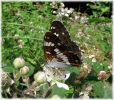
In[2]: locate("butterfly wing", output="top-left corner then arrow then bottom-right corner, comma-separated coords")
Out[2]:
50,21 -> 71,45
44,21 -> 81,67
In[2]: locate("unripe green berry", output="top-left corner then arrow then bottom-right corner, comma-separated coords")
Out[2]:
20,66 -> 29,75
13,34 -> 19,40
34,71 -> 46,84
13,57 -> 25,69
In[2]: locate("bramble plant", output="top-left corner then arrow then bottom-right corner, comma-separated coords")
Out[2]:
2,2 -> 112,98
86,2 -> 112,23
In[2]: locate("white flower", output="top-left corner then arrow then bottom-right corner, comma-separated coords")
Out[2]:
50,2 -> 56,8
83,63 -> 91,74
92,58 -> 96,62
108,64 -> 112,70
64,7 -> 73,15
75,15 -> 80,20
100,63 -> 103,66
56,12 -> 62,17
43,67 -> 69,90
67,8 -> 74,14
67,10 -> 71,14
83,64 -> 88,69
61,12 -> 65,15
89,54 -> 95,58
60,3 -> 65,8
88,54 -> 96,62
65,7 -> 68,11
77,31 -> 83,37
60,8 -> 65,12
53,11 -> 56,14
79,91 -> 89,99
64,13 -> 69,17
58,7 -> 73,17
80,16 -> 88,24
60,8 -> 65,15
69,17 -> 73,20
108,64 -> 112,74
50,80 -> 69,90
77,12 -> 81,15
44,66 -> 70,82
18,44 -> 23,48
18,39 -> 23,44
56,82 -> 69,90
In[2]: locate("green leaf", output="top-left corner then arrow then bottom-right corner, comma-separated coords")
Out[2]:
51,84 -> 67,98
93,81 -> 112,98
92,62 -> 103,73
93,81 -> 104,98
3,66 -> 16,73
103,82 -> 112,98
101,7 -> 109,13
64,67 -> 80,74
27,66 -> 35,76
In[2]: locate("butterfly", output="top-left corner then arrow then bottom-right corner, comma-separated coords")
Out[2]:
44,21 -> 82,68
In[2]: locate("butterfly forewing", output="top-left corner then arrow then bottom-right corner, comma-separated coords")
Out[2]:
50,21 -> 71,46
44,21 -> 81,67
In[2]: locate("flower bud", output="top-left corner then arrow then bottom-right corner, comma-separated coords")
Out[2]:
89,54 -> 95,58
13,34 -> 19,40
98,71 -> 107,80
108,64 -> 112,74
65,13 -> 69,17
79,92 -> 89,99
2,71 -> 14,89
18,39 -> 24,45
53,11 -> 56,14
60,3 -> 65,8
67,8 -> 74,14
13,57 -> 25,69
18,44 -> 23,48
92,58 -> 96,62
34,71 -> 46,84
20,66 -> 29,75
78,64 -> 91,79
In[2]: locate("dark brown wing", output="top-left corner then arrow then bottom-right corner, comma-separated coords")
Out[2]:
44,21 -> 82,67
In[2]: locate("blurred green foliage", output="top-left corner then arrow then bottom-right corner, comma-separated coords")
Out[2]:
87,2 -> 112,23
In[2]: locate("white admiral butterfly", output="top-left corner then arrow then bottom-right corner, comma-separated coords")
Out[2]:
44,21 -> 81,68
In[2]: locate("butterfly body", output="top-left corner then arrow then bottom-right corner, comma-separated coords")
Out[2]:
44,21 -> 81,68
